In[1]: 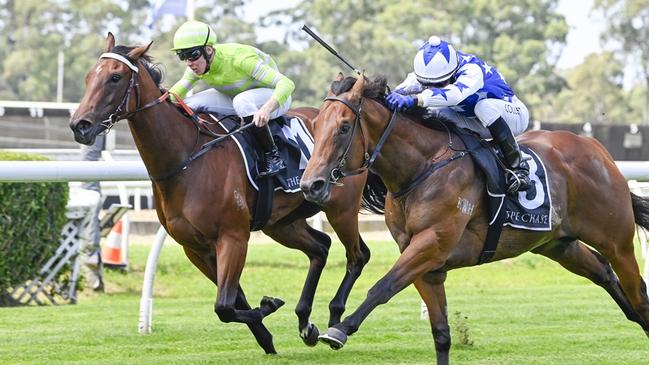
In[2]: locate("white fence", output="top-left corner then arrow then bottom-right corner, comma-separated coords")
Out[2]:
1,159 -> 648,334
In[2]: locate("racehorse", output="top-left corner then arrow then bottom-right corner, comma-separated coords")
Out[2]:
300,74 -> 649,364
69,34 -> 385,354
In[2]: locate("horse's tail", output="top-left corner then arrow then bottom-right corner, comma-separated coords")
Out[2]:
632,192 -> 649,230
361,171 -> 387,215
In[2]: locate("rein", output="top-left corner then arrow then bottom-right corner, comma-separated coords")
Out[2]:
323,96 -> 398,182
98,52 -> 250,181
324,94 -> 467,198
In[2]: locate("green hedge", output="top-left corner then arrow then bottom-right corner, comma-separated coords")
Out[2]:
0,151 -> 68,303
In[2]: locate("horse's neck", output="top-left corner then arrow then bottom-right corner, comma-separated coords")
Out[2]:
127,99 -> 197,180
371,113 -> 450,193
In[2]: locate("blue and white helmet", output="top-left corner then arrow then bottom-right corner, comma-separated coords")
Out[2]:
413,36 -> 460,84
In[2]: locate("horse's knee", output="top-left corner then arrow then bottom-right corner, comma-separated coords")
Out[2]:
295,302 -> 312,320
366,277 -> 395,305
215,303 -> 236,323
328,300 -> 345,318
432,326 -> 451,352
422,270 -> 447,285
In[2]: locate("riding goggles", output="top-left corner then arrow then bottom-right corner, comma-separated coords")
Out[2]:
421,76 -> 456,89
177,47 -> 203,62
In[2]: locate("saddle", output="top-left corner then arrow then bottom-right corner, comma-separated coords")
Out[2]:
445,123 -> 553,264
197,111 -> 315,230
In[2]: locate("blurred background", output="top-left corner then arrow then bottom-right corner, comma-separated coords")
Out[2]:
0,0 -> 648,147
1,0 -> 648,208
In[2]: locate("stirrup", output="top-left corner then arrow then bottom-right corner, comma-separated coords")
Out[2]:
258,156 -> 286,177
505,169 -> 531,194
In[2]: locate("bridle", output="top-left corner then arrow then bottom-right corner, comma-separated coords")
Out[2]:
323,95 -> 398,183
323,94 -> 467,199
90,52 -> 253,181
96,52 -> 168,133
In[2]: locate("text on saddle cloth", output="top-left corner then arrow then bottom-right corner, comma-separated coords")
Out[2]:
452,126 -> 552,231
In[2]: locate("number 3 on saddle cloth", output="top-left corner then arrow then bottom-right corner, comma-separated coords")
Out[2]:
453,128 -> 553,264
217,115 -> 315,230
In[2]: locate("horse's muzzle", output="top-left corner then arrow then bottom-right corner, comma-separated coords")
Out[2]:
300,177 -> 331,205
69,118 -> 97,145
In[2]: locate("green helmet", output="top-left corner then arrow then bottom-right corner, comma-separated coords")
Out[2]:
171,20 -> 217,51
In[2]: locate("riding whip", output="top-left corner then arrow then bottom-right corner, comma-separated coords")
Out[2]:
301,25 -> 361,75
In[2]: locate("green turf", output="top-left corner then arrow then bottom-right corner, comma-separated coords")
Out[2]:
1,237 -> 648,364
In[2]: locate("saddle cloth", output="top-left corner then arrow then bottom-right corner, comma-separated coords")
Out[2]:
454,128 -> 552,231
216,115 -> 314,193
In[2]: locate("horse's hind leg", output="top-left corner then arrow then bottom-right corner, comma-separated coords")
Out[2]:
182,247 -> 277,353
264,219 -> 331,346
326,209 -> 371,327
533,239 -> 649,333
415,271 -> 450,365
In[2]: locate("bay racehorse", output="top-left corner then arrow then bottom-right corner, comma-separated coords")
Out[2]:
300,74 -> 649,364
69,35 -> 385,354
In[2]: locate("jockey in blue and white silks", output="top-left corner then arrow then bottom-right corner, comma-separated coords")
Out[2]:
386,35 -> 531,194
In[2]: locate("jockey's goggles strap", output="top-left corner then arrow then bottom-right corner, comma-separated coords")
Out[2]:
100,53 -> 139,73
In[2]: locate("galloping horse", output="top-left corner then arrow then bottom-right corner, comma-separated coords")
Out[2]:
70,35 -> 384,354
300,74 -> 649,364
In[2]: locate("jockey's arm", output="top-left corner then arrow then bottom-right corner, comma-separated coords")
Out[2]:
168,67 -> 200,102
416,64 -> 484,108
241,56 -> 295,126
394,73 -> 425,95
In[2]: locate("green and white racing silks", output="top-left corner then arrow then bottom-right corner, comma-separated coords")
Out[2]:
170,43 -> 295,105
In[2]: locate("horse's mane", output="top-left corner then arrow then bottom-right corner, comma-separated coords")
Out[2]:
111,45 -> 163,87
331,76 -> 389,101
330,75 -> 454,128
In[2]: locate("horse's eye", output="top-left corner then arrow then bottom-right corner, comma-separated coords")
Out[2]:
110,74 -> 121,82
339,123 -> 351,135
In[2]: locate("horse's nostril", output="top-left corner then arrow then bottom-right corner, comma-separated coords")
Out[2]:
71,119 -> 92,134
310,179 -> 326,195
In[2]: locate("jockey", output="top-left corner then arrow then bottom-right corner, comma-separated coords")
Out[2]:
386,36 -> 531,194
169,20 -> 295,177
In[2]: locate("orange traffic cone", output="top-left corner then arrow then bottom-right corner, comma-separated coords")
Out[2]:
102,220 -> 127,269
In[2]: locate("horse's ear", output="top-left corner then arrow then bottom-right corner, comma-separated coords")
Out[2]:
349,72 -> 365,102
127,41 -> 154,60
327,72 -> 345,96
104,32 -> 115,52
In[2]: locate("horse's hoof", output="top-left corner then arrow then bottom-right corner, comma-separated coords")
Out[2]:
318,327 -> 347,350
261,296 -> 285,312
300,322 -> 320,347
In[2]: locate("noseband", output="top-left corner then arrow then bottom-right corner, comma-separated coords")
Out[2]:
96,52 -> 168,132
323,95 -> 398,183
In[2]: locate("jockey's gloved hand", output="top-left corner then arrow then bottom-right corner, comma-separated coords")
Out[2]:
385,92 -> 415,112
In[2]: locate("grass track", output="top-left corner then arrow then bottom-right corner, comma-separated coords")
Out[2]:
1,237 -> 648,364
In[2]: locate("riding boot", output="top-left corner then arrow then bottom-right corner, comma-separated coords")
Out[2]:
488,117 -> 531,194
248,119 -> 286,177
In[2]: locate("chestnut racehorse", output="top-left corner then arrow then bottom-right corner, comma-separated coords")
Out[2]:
70,35 -> 385,354
300,74 -> 649,364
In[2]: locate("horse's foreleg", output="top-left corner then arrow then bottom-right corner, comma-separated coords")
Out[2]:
320,229 -> 447,349
327,236 -> 370,327
182,246 -> 278,353
214,234 -> 283,325
415,271 -> 450,365
264,220 -> 330,346
235,286 -> 277,354
327,208 -> 371,326
182,247 -> 278,353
